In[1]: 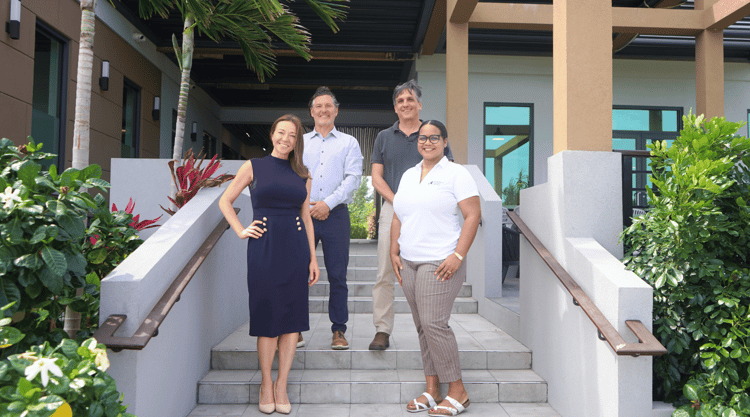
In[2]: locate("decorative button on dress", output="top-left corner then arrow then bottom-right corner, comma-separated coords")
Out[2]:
246,155 -> 310,337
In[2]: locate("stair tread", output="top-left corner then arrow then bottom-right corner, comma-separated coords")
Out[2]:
213,314 -> 529,353
200,368 -> 546,384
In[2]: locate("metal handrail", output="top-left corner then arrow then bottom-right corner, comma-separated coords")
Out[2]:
506,210 -> 666,357
93,209 -> 237,351
613,150 -> 651,157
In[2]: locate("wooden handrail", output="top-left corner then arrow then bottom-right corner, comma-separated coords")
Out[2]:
94,209 -> 237,351
507,210 -> 666,356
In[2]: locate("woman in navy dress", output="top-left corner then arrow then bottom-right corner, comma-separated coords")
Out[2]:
219,114 -> 319,414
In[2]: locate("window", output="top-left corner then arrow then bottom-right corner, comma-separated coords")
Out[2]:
613,106 -> 681,222
31,24 -> 68,168
483,103 -> 533,207
121,79 -> 141,158
202,131 -> 217,158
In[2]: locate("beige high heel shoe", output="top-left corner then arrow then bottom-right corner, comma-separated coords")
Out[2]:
274,381 -> 291,414
259,384 -> 275,414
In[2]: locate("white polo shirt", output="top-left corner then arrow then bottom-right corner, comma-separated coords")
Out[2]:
393,156 -> 479,262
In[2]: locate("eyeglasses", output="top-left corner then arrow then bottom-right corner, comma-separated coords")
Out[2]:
417,135 -> 442,144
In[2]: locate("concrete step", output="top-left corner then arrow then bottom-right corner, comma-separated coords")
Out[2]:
309,280 -> 472,298
211,314 -> 532,372
316,253 -> 378,268
318,266 -> 378,281
197,369 -> 548,405
189,402 -> 562,417
308,296 -> 477,314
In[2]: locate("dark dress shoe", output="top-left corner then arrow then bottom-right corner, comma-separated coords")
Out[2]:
369,332 -> 390,350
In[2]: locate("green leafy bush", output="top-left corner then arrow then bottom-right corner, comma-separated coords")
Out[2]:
621,114 -> 750,416
0,306 -> 133,417
0,139 -> 109,353
349,177 -> 374,239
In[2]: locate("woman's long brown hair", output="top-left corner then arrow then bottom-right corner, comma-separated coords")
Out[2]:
270,114 -> 309,179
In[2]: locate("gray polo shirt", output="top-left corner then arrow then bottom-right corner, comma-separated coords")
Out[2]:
370,121 -> 454,194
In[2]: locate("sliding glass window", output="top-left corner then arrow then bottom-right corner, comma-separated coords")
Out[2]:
613,106 -> 681,217
121,79 -> 141,158
31,24 -> 68,168
483,103 -> 533,208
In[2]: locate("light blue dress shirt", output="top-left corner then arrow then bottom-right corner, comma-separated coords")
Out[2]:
303,127 -> 364,209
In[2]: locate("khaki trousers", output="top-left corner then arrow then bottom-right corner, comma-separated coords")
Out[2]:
372,200 -> 396,334
401,257 -> 465,383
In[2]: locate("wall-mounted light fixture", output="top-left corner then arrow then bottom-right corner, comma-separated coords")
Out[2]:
99,60 -> 110,91
152,96 -> 160,120
191,122 -> 197,141
5,0 -> 21,40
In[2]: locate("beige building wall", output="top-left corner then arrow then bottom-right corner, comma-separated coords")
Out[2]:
0,0 -> 161,181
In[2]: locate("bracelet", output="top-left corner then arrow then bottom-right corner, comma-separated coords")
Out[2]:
453,252 -> 464,261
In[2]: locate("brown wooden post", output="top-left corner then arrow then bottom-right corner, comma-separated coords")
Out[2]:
553,0 -> 613,153
446,0 -> 469,164
696,0 -> 724,119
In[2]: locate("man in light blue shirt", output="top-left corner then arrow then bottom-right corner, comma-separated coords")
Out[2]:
303,86 -> 364,350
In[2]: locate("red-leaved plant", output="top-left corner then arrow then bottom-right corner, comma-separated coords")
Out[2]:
161,149 -> 234,215
112,197 -> 162,231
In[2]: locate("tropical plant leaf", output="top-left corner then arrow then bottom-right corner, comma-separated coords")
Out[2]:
57,214 -> 85,240
65,250 -> 87,277
16,160 -> 41,188
303,0 -> 348,33
13,254 -> 41,270
0,279 -> 21,315
81,164 -> 102,181
6,217 -> 23,245
86,248 -> 108,265
59,168 -> 81,187
40,246 -> 67,277
38,268 -> 64,294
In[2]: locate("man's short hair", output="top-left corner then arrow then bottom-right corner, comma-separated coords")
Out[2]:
308,86 -> 339,108
392,80 -> 422,106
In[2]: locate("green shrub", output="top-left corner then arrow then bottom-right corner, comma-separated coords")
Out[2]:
0,305 -> 133,416
349,177 -> 374,239
621,114 -> 750,416
0,139 -> 111,354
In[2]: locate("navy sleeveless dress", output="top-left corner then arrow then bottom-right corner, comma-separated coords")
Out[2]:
247,155 -> 310,337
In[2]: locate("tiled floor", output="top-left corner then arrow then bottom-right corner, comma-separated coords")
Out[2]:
188,402 -> 561,417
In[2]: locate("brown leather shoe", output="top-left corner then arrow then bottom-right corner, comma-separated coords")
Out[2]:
332,330 -> 349,350
369,332 -> 390,350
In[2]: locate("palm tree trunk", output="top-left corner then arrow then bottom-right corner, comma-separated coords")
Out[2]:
172,16 -> 194,162
169,16 -> 195,210
66,0 -> 97,338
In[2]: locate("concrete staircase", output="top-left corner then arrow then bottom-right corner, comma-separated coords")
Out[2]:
191,240 -> 560,416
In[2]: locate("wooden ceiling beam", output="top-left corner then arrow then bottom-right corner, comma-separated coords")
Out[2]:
705,0 -> 750,31
450,0 -> 479,24
156,47 -> 415,61
421,0 -> 447,56
468,3 -> 552,31
612,7 -> 703,35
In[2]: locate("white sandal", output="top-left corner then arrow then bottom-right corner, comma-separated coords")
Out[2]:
407,392 -> 439,413
428,395 -> 470,416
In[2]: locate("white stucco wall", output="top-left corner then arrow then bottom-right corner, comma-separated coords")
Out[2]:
518,151 -> 658,417
415,54 -> 750,187
105,159 -> 250,416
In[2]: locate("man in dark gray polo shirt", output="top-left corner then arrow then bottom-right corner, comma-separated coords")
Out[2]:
369,80 -> 453,350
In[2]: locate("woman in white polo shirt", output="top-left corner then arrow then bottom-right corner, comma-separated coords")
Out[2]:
390,120 -> 481,416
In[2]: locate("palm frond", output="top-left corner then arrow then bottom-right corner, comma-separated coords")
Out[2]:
137,0 -> 175,19
302,0 -> 348,33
